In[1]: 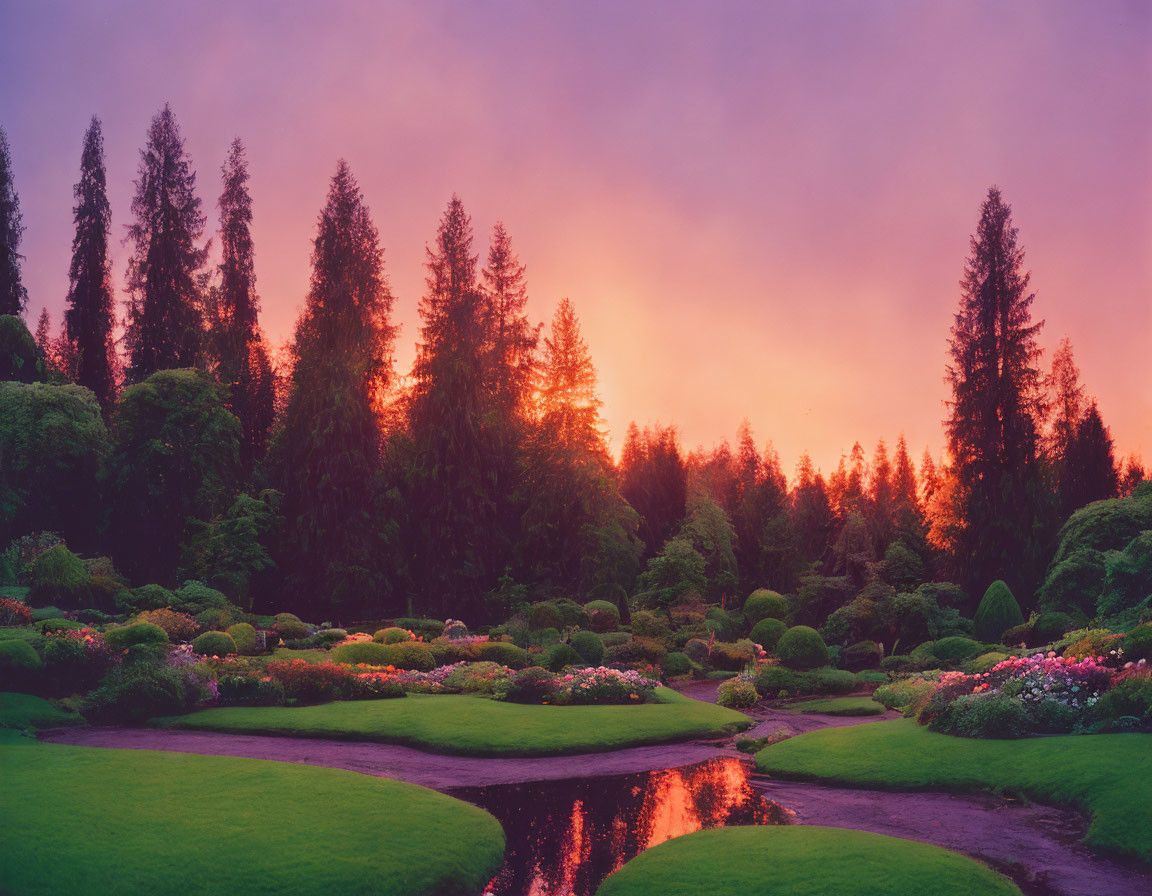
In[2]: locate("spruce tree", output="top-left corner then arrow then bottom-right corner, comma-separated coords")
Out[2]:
63,116 -> 117,410
1062,401 -> 1119,511
946,187 -> 1046,598
124,104 -> 207,381
0,127 -> 28,316
481,221 -> 538,416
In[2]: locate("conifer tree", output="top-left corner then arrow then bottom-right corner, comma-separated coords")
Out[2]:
63,116 -> 117,410
0,127 -> 28,316
1062,401 -> 1118,511
124,104 -> 207,381
482,222 -> 538,415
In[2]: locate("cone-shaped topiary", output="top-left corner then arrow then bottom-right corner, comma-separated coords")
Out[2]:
776,625 -> 829,670
974,580 -> 1024,643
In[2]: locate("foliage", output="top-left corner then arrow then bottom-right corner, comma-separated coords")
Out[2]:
192,630 -> 236,657
637,536 -> 707,606
225,622 -> 257,655
776,625 -> 829,670
373,626 -> 414,644
1126,624 -> 1152,662
264,659 -> 353,703
0,640 -> 42,690
583,599 -> 620,632
473,640 -> 529,668
753,665 -> 801,697
662,651 -> 692,676
330,641 -> 392,666
137,609 -> 198,642
216,673 -> 285,706
792,696 -> 886,716
974,580 -> 1024,642
273,613 -> 311,641
0,598 -> 31,627
172,582 -> 231,616
743,588 -> 788,625
541,642 -> 580,672
0,316 -> 39,381
102,622 -> 169,653
717,674 -> 759,708
569,630 -> 605,665
178,491 -> 281,607
82,661 -> 201,724
874,674 -> 939,714
117,583 -> 175,614
749,617 -> 787,651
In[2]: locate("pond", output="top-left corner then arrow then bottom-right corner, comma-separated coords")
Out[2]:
448,758 -> 788,896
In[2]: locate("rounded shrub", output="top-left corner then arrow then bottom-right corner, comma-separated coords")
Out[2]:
974,580 -> 1024,643
583,600 -> 620,633
749,617 -> 787,651
840,640 -> 881,670
931,636 -> 985,664
0,638 -> 43,676
393,617 -> 444,639
569,630 -> 605,665
226,623 -> 258,655
475,641 -> 529,669
39,618 -> 87,634
527,627 -> 561,648
192,630 -> 237,657
663,651 -> 692,676
373,627 -> 413,645
383,642 -> 436,671
103,622 -> 169,653
541,642 -> 580,672
331,641 -> 392,666
705,607 -> 741,641
316,628 -> 348,645
801,667 -> 858,695
1123,623 -> 1152,662
172,582 -> 231,615
754,665 -> 800,697
118,584 -> 176,614
776,626 -> 829,670
1035,612 -> 1075,643
137,608 -> 199,642
717,675 -> 759,708
744,589 -> 788,625
527,602 -> 563,631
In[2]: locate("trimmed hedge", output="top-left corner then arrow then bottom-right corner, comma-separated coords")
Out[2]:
103,622 -> 169,653
569,631 -> 605,665
584,600 -> 620,633
777,626 -> 829,670
541,643 -> 580,672
331,641 -> 392,666
226,623 -> 258,655
373,627 -> 413,644
474,641 -> 529,669
192,631 -> 237,657
749,617 -> 787,651
744,589 -> 789,625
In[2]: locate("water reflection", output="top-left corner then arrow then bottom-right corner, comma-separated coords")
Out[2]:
448,758 -> 788,896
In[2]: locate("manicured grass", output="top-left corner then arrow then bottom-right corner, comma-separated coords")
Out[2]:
596,825 -> 1020,896
0,692 -> 83,729
0,729 -> 505,896
788,696 -> 886,716
756,718 -> 1152,863
155,687 -> 751,756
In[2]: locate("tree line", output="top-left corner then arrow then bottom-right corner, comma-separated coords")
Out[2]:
0,108 -> 1143,622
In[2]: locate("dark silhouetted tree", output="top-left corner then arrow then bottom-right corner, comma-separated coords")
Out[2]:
124,104 -> 207,381
619,422 -> 687,556
1061,401 -> 1118,511
946,186 -> 1046,599
0,127 -> 28,316
62,116 -> 117,411
791,452 -> 833,563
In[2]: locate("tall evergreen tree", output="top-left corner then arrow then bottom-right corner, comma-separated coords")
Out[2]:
482,222 -> 538,415
209,138 -> 274,467
124,104 -> 207,381
0,127 -> 28,316
946,186 -> 1046,599
619,422 -> 687,557
278,161 -> 396,616
63,116 -> 117,410
1062,401 -> 1118,511
868,438 -> 895,549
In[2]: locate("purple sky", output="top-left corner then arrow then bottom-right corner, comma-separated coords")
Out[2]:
2,0 -> 1149,474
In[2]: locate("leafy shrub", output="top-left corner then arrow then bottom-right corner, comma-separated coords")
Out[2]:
385,642 -> 436,671
1092,673 -> 1152,727
840,640 -> 882,670
662,651 -> 692,676
172,582 -> 231,615
330,641 -> 392,666
601,631 -> 632,648
604,639 -> 647,666
528,602 -> 563,631
583,599 -> 620,632
1035,612 -> 1075,643
705,607 -> 741,641
874,674 -> 939,714
744,589 -> 789,625
39,618 -> 86,633
753,665 -> 801,697
880,654 -> 919,672
0,638 -> 43,688
117,584 -> 176,614
964,652 -> 1009,674
393,617 -> 444,639
226,622 -> 258,655
1125,624 -> 1152,662
932,636 -> 986,664
0,314 -> 43,382
683,638 -> 711,665
0,597 -> 31,626
527,627 -> 561,648
749,617 -> 786,651
475,640 -> 529,669
138,608 -> 199,642
542,643 -> 580,671
974,580 -> 1024,642
264,659 -> 351,703
503,666 -> 556,703
82,662 -> 201,724
776,626 -> 829,670
705,639 -> 755,671
1063,629 -> 1123,662
443,662 -> 512,695
192,630 -> 237,656
196,606 -> 242,632
316,628 -> 348,645
934,691 -> 1028,739
373,627 -> 413,644
217,674 -> 285,706
717,675 -> 759,708
273,614 -> 311,641
569,631 -> 605,665
630,610 -> 673,644
801,667 -> 858,695
103,622 -> 169,653
27,545 -> 89,607
551,666 -> 655,705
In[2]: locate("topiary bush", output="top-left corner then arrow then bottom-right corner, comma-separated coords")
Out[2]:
583,600 -> 620,633
974,580 -> 1024,643
316,628 -> 348,645
705,607 -> 742,641
273,614 -> 311,642
172,582 -> 231,615
662,651 -> 692,676
393,617 -> 444,639
800,667 -> 858,695
749,617 -> 786,651
931,636 -> 986,664
717,675 -> 759,708
527,627 -> 561,648
475,641 -> 529,669
373,626 -> 413,645
744,589 -> 789,625
103,622 -> 169,653
839,640 -> 882,670
932,691 -> 1028,739
541,642 -> 580,672
569,631 -> 605,666
776,626 -> 829,670
753,665 -> 800,697
331,641 -> 392,666
527,602 -> 563,631
0,638 -> 43,689
192,630 -> 237,657
383,642 -> 436,671
137,608 -> 199,642
226,622 -> 258,655
117,584 -> 176,614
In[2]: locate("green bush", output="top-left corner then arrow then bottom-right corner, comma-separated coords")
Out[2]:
1035,612 -> 1075,643
316,628 -> 347,645
373,627 -> 413,644
443,661 -> 513,695
226,623 -> 258,655
630,610 -> 673,643
475,641 -> 529,669
569,631 -> 605,665
753,665 -> 801,697
601,631 -> 632,648
0,314 -> 43,383
82,662 -> 200,724
933,691 -> 1028,739
749,617 -> 786,651
705,607 -> 741,641
541,643 -> 580,672
39,618 -> 86,634
392,617 -> 444,639
840,640 -> 882,670
874,674 -> 938,714
274,614 -> 311,641
331,641 -> 392,666
503,666 -> 556,704
103,622 -> 169,653
527,627 -> 561,648
0,638 -> 43,684
118,584 -> 176,614
800,667 -> 858,695
1092,675 -> 1152,727
974,580 -> 1024,642
192,630 -> 237,656
662,651 -> 692,676
27,545 -> 90,608
527,602 -> 563,631
217,674 -> 286,706
776,626 -> 829,670
880,654 -> 919,672
383,642 -> 436,671
964,652 -> 1009,674
743,589 -> 788,625
1125,624 -> 1152,662
584,599 -> 620,632
717,675 -> 759,708
172,582 -> 231,615
932,636 -> 986,664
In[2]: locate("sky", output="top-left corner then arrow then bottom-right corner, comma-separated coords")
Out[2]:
2,0 -> 1149,476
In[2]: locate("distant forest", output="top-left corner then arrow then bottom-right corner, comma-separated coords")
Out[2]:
0,106 -> 1143,622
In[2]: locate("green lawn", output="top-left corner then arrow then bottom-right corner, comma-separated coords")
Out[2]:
756,718 -> 1152,863
788,696 -> 886,716
155,687 -> 751,756
596,825 -> 1020,896
0,692 -> 83,729
0,729 -> 505,896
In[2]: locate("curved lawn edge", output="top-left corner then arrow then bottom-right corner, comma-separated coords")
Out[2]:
0,728 -> 505,896
595,825 -> 1021,896
151,687 -> 752,757
755,718 -> 1152,864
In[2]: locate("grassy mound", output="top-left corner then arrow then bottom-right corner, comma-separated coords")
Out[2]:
0,692 -> 83,729
0,730 -> 504,895
155,687 -> 751,756
789,696 -> 886,716
756,718 -> 1152,863
596,825 -> 1020,896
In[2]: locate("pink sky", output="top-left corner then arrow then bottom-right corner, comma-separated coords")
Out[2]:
2,0 -> 1149,475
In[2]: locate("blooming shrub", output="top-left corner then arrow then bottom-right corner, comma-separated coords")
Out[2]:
0,597 -> 31,626
443,661 -> 513,694
442,618 -> 469,640
42,626 -> 116,691
138,608 -> 199,642
1063,630 -> 1125,664
217,673 -> 286,706
717,674 -> 759,708
265,659 -> 352,704
551,666 -> 656,705
501,666 -> 556,703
